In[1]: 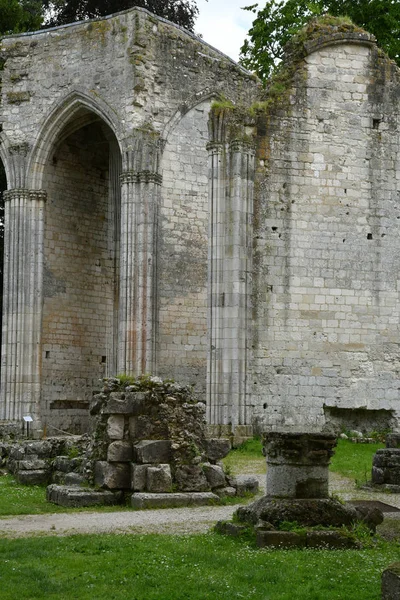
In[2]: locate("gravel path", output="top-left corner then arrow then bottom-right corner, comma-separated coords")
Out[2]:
1,472 -> 400,538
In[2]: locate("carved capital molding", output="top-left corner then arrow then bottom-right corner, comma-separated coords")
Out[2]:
120,170 -> 162,185
206,142 -> 224,155
229,139 -> 256,156
8,142 -> 31,157
123,128 -> 162,175
3,189 -> 47,203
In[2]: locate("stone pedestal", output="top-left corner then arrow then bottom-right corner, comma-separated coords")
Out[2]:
264,432 -> 337,499
382,563 -> 400,600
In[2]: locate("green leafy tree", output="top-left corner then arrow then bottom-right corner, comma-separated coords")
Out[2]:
43,0 -> 199,32
0,0 -> 43,35
240,0 -> 400,81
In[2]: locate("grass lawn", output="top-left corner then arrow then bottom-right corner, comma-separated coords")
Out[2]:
329,439 -> 384,485
0,438 -> 398,599
0,533 -> 398,600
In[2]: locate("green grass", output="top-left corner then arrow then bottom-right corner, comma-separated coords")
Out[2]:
329,439 -> 384,485
0,474 -> 65,516
0,474 -> 130,517
223,437 -> 265,475
0,533 -> 398,600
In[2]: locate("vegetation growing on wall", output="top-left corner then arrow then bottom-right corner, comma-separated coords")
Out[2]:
240,0 -> 400,81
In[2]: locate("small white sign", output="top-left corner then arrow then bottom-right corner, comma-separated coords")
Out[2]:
23,416 -> 33,422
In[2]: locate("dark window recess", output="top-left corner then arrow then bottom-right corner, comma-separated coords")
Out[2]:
367,233 -> 373,240
45,351 -> 50,359
101,356 -> 107,363
373,118 -> 381,130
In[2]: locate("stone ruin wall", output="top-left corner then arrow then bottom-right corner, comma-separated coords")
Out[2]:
0,8 -> 257,434
0,10 -> 400,437
252,35 -> 400,432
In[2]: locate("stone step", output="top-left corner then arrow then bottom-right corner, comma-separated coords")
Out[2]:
131,492 -> 220,509
47,484 -> 120,508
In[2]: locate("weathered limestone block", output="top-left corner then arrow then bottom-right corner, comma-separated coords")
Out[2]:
107,441 -> 133,462
94,461 -> 131,489
146,464 -> 172,493
131,492 -> 219,509
18,458 -> 47,470
204,439 -> 231,462
133,440 -> 171,464
131,464 -> 148,492
64,472 -> 87,486
237,497 -> 357,528
17,470 -> 50,486
9,447 -> 25,461
107,415 -> 125,440
103,392 -> 147,415
232,475 -> 260,496
52,456 -> 73,473
382,563 -> 400,600
214,486 -> 236,498
386,435 -> 400,449
47,484 -> 119,508
264,432 -> 336,499
374,450 -> 400,468
174,465 -> 210,492
372,449 -> 400,487
203,463 -> 227,489
372,466 -> 385,484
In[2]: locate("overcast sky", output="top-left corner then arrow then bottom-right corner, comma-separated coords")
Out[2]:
195,0 -> 255,62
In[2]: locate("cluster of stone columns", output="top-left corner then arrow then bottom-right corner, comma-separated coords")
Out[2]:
0,112 -> 256,435
206,108 -> 255,433
0,128 -> 162,432
118,131 -> 161,376
0,188 -> 46,422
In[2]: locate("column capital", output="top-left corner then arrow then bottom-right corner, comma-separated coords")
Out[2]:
3,189 -> 47,203
229,139 -> 256,156
120,170 -> 162,186
206,142 -> 224,155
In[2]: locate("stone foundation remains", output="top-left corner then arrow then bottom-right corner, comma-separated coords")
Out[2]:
369,434 -> 400,492
217,431 -> 383,549
46,376 -> 258,508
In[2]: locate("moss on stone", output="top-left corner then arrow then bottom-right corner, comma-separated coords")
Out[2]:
7,90 -> 30,104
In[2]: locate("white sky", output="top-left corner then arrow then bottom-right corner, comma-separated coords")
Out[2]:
195,0 -> 255,62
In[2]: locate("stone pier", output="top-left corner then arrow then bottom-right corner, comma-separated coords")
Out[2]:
264,432 -> 337,499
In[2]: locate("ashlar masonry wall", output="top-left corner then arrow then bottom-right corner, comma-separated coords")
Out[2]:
0,7 -> 258,434
159,100 -> 210,392
252,34 -> 400,432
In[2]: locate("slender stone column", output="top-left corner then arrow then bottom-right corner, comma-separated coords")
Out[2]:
0,189 -> 47,426
207,110 -> 255,433
118,132 -> 161,375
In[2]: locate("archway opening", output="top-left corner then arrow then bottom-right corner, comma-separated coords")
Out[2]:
42,110 -> 121,434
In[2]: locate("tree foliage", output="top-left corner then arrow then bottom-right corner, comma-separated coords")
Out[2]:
240,0 -> 400,81
0,0 -> 43,35
42,0 -> 199,31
